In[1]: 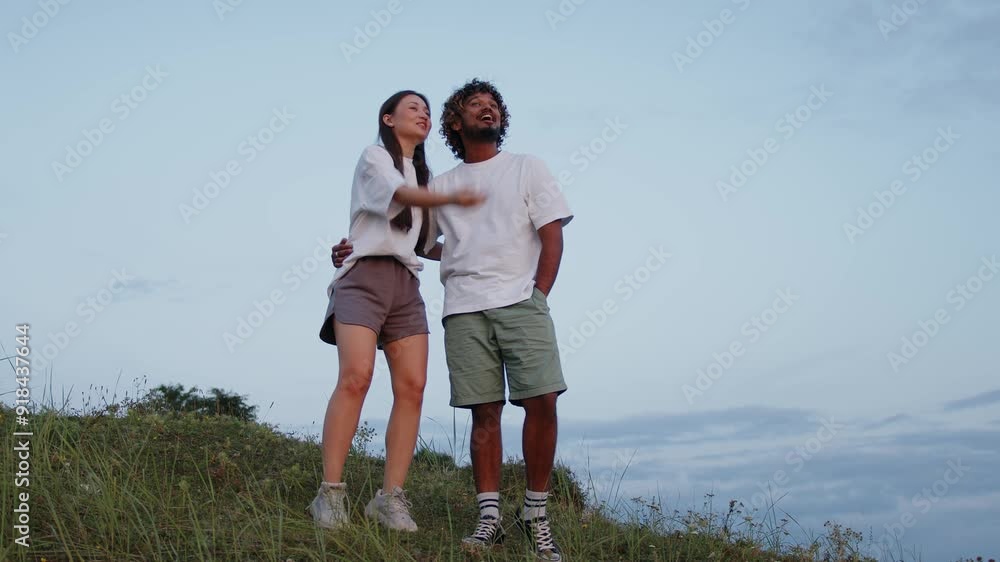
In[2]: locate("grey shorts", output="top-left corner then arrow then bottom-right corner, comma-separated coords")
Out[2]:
319,256 -> 429,348
443,287 -> 566,408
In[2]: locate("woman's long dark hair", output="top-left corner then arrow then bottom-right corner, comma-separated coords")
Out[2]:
379,90 -> 431,254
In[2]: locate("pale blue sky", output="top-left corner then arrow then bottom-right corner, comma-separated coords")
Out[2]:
2,0 -> 998,559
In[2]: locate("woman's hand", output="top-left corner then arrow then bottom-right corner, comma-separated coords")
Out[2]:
450,188 -> 487,207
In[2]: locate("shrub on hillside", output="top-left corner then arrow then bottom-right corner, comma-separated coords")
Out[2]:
134,383 -> 258,422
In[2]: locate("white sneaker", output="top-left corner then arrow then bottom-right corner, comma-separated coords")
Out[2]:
364,486 -> 418,532
308,482 -> 349,530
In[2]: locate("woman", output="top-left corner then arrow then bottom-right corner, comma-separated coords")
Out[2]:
309,90 -> 482,532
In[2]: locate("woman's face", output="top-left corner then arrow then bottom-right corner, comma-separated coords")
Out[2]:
385,94 -> 431,144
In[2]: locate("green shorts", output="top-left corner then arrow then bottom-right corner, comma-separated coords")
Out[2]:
443,287 -> 566,408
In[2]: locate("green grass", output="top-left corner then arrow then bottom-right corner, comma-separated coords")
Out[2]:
0,394 -> 988,562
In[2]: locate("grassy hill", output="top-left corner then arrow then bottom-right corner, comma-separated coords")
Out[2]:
0,387 -> 991,562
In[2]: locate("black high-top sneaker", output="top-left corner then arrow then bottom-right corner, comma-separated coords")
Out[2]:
515,507 -> 562,561
461,515 -> 506,551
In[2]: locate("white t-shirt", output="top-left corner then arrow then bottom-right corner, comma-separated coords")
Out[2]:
428,150 -> 573,318
327,145 -> 425,298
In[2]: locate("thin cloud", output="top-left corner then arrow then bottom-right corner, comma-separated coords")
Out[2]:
864,412 -> 910,430
117,277 -> 182,301
942,388 -> 1000,412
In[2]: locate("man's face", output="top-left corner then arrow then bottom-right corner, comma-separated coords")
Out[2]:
454,92 -> 501,142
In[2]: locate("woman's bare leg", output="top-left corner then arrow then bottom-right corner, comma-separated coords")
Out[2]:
381,333 -> 428,490
322,321 -> 378,483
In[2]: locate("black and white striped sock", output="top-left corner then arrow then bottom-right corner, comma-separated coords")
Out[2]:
477,492 -> 500,520
523,489 -> 548,520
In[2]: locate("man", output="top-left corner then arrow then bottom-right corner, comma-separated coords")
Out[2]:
332,79 -> 572,561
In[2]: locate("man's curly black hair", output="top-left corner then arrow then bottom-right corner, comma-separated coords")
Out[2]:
439,78 -> 510,161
